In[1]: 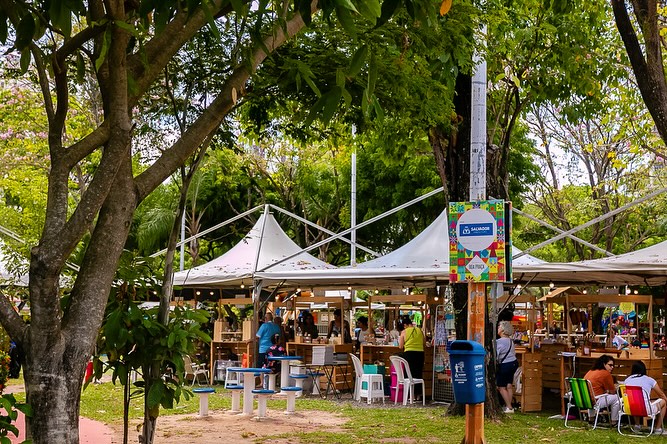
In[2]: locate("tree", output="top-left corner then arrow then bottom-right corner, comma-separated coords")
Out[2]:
0,0 -> 429,441
612,0 -> 667,151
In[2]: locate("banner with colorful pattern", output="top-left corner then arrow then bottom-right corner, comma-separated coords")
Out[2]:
449,200 -> 511,283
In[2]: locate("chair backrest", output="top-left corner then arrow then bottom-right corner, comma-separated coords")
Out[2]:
566,377 -> 596,409
390,355 -> 412,381
349,353 -> 364,377
183,355 -> 195,375
620,384 -> 652,417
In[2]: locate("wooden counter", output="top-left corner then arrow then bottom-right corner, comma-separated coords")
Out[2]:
515,350 -> 542,412
287,342 -> 354,392
360,344 -> 433,399
209,340 -> 253,381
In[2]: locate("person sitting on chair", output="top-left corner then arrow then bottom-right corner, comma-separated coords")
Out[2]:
583,354 -> 620,426
625,360 -> 667,435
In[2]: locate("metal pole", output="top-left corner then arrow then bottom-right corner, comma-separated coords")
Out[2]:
180,211 -> 186,271
351,149 -> 357,266
465,23 -> 487,444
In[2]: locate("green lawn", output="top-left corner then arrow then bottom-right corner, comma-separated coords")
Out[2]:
72,382 -> 667,444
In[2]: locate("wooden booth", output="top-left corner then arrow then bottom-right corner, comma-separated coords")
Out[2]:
494,292 -> 543,412
539,292 -> 662,415
209,297 -> 254,382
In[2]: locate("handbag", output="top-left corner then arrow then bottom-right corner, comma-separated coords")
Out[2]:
496,338 -> 513,370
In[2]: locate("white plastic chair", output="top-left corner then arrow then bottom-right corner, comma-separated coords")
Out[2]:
389,355 -> 425,406
349,353 -> 384,404
184,355 -> 209,387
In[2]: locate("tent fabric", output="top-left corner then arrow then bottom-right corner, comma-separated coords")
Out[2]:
257,209 -> 546,289
514,240 -> 667,286
172,211 -> 335,288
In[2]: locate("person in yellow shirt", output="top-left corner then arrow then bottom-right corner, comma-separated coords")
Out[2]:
398,315 -> 426,379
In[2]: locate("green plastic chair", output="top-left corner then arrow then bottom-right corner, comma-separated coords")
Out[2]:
564,377 -> 610,429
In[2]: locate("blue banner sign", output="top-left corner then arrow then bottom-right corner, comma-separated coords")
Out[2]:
459,223 -> 494,237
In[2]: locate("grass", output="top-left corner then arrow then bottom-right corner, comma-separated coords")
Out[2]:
9,376 -> 667,443
76,382 -> 667,443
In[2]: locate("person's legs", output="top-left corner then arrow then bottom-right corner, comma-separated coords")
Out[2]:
498,385 -> 513,408
598,394 -> 620,424
656,398 -> 666,429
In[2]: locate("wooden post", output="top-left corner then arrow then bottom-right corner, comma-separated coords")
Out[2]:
463,281 -> 486,444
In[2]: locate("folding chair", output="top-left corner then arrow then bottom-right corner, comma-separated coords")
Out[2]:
564,377 -> 610,429
184,355 -> 209,387
617,384 -> 659,437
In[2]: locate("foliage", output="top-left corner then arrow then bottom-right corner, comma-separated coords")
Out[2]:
90,250 -> 210,442
0,393 -> 32,443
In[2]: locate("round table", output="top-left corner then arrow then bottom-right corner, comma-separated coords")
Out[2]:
267,356 -> 303,393
226,367 -> 271,415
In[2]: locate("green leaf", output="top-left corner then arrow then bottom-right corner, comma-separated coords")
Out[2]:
297,0 -> 313,26
377,0 -> 400,27
357,0 -> 381,21
201,0 -> 221,39
336,0 -> 359,14
19,49 -> 31,73
0,13 -> 7,44
230,0 -> 244,13
367,51 -> 378,96
95,28 -> 111,72
321,86 -> 342,124
16,13 -> 36,50
147,380 -> 166,408
76,52 -> 86,83
336,68 -> 346,88
347,44 -> 368,77
335,5 -> 357,40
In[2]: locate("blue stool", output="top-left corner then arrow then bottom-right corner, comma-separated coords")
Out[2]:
280,386 -> 302,414
252,389 -> 275,418
289,374 -> 309,397
226,385 -> 244,413
192,387 -> 215,417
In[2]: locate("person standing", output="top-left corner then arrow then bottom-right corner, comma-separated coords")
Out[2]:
624,360 -> 667,435
327,308 -> 352,343
496,321 -> 519,413
256,312 -> 281,368
398,315 -> 425,379
583,354 -> 620,427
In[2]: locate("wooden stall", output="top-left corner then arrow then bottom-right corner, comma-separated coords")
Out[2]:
514,349 -> 543,412
208,297 -> 254,381
360,344 -> 434,399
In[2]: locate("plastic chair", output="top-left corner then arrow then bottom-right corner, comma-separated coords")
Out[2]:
617,384 -> 659,437
184,355 -> 209,387
564,377 -> 610,429
349,353 -> 384,404
389,355 -> 425,406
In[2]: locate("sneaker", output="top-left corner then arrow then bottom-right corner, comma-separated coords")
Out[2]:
653,428 -> 667,435
632,425 -> 642,433
503,407 -> 514,413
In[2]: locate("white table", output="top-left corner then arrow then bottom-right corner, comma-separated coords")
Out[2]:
226,367 -> 271,415
267,355 -> 303,393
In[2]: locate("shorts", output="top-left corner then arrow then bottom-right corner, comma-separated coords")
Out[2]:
496,360 -> 519,387
649,398 -> 664,416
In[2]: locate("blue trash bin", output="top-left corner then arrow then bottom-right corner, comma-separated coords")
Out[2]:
448,340 -> 486,404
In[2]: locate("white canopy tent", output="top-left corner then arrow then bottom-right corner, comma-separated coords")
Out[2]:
513,240 -> 667,286
256,209 -> 546,289
172,207 -> 335,289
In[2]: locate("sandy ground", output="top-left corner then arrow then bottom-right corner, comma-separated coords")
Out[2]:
111,409 -> 347,444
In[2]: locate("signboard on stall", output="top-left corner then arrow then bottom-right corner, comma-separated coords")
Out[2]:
449,200 -> 512,283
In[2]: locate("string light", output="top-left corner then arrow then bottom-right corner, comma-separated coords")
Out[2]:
434,296 -> 439,301
633,290 -> 638,294
209,291 -> 214,295
582,289 -> 587,294
549,282 -> 555,289
374,289 -> 379,294
195,290 -> 201,295
240,282 -> 245,289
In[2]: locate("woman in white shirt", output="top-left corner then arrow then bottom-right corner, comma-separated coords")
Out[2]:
625,361 -> 667,435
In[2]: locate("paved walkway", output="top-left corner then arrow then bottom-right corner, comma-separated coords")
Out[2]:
5,383 -> 115,444
9,412 -> 115,444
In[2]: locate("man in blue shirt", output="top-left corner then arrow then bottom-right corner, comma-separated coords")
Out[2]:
256,312 -> 281,368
